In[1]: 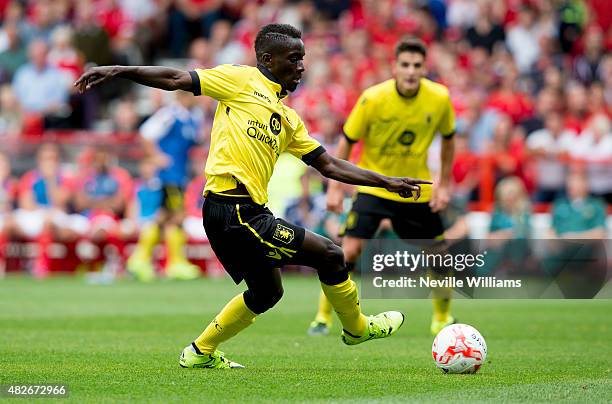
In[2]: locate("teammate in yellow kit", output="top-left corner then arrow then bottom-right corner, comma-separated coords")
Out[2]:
75,24 -> 432,368
308,38 -> 456,337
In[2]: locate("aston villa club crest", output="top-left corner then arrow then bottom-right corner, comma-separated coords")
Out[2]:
273,224 -> 294,244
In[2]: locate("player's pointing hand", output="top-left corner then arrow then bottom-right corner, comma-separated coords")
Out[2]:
384,177 -> 432,201
74,66 -> 117,93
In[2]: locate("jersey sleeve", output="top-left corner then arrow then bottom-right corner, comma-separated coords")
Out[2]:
285,117 -> 325,165
190,64 -> 250,101
438,95 -> 456,137
343,92 -> 371,143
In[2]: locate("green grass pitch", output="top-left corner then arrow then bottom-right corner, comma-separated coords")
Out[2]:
1,275 -> 610,403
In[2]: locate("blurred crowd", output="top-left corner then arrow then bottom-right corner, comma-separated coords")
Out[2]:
0,0 -> 610,275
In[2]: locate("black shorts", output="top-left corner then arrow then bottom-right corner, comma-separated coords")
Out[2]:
162,185 -> 185,213
202,193 -> 306,284
343,193 -> 444,239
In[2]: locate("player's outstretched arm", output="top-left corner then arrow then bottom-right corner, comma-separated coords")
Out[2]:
326,136 -> 353,213
311,151 -> 431,200
74,66 -> 193,93
430,135 -> 455,212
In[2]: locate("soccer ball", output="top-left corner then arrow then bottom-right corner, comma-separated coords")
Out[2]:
432,323 -> 487,374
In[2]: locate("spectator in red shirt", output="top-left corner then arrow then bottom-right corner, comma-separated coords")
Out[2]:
47,26 -> 83,82
97,0 -> 135,42
337,29 -> 377,90
487,63 -> 534,124
291,62 -> 346,132
588,0 -> 612,31
563,81 -> 590,133
451,133 -> 479,201
74,147 -> 132,272
587,82 -> 611,118
0,150 -> 17,275
485,114 -> 531,189
14,144 -> 85,277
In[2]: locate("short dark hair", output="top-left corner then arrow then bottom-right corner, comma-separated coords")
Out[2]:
254,24 -> 302,63
395,38 -> 427,59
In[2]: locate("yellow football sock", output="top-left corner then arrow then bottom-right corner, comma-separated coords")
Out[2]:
165,225 -> 187,265
314,289 -> 333,325
194,293 -> 256,354
428,239 -> 452,322
320,278 -> 367,337
432,296 -> 452,322
429,267 -> 452,322
135,223 -> 160,259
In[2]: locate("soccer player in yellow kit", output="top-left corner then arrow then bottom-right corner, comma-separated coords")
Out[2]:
75,24 -> 432,369
309,38 -> 456,337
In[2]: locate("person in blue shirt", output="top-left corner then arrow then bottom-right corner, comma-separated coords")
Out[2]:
74,147 -> 132,273
543,171 -> 608,280
552,171 -> 607,239
127,90 -> 203,281
489,176 -> 532,239
13,144 -> 87,277
12,39 -> 71,128
482,176 -> 532,275
122,158 -> 164,240
131,158 -> 164,224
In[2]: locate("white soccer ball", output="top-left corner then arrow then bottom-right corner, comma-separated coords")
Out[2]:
432,323 -> 487,374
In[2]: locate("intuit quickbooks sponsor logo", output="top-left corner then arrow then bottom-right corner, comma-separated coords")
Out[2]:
269,113 -> 282,136
247,119 -> 268,131
246,125 -> 279,156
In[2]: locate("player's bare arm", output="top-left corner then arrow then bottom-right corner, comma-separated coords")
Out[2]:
326,136 -> 353,213
311,151 -> 431,200
430,135 -> 455,213
74,66 -> 193,93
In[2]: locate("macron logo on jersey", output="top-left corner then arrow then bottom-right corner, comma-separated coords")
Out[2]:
253,90 -> 272,104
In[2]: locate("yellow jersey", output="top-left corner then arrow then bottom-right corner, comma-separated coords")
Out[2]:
344,78 -> 455,203
192,64 -> 323,205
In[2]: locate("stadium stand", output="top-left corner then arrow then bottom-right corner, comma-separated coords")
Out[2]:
0,0 -> 610,276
